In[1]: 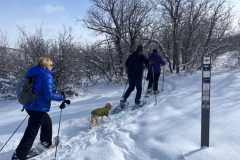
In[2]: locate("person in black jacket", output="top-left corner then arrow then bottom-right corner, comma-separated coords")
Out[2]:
120,45 -> 152,107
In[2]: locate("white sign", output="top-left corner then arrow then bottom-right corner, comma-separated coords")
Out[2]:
203,71 -> 210,77
203,57 -> 210,64
203,95 -> 210,101
203,83 -> 210,90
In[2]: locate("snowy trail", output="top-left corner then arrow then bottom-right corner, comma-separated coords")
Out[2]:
2,68 -> 240,160
31,74 -> 176,160
0,73 -> 178,160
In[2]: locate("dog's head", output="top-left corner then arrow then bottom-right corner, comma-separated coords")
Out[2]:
105,102 -> 113,110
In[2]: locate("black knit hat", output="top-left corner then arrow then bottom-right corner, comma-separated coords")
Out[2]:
153,49 -> 157,52
136,45 -> 143,52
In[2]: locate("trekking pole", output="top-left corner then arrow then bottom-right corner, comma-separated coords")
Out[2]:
142,69 -> 147,93
54,106 -> 63,159
152,67 -> 157,104
0,115 -> 28,152
121,79 -> 128,98
161,71 -> 165,91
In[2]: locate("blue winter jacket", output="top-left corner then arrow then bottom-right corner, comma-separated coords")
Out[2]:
23,66 -> 63,112
148,52 -> 166,73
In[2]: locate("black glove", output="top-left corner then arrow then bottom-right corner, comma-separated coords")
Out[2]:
149,61 -> 154,65
59,102 -> 66,109
64,100 -> 71,105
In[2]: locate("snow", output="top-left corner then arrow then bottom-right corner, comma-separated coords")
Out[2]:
1,56 -> 240,159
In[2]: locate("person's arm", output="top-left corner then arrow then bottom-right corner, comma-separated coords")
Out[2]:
159,56 -> 166,66
43,74 -> 63,101
141,54 -> 150,66
159,56 -> 166,72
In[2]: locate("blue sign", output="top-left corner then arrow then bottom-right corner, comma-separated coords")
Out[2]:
203,64 -> 211,71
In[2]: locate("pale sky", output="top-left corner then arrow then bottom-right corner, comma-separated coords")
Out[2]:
0,0 -> 94,46
0,0 -> 240,47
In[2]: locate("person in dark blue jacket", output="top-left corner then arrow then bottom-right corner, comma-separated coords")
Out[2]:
12,57 -> 65,160
147,49 -> 166,94
120,45 -> 152,107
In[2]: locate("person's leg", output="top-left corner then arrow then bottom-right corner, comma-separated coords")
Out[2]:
154,73 -> 160,91
15,110 -> 45,159
135,78 -> 142,101
40,112 -> 52,148
146,72 -> 150,81
147,73 -> 153,91
123,78 -> 135,100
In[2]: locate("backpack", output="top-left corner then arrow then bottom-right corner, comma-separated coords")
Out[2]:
128,53 -> 142,71
16,76 -> 41,106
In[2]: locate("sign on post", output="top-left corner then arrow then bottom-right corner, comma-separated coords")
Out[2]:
201,56 -> 211,147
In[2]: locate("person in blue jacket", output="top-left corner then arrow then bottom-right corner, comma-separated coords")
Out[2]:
12,57 -> 65,160
147,49 -> 166,94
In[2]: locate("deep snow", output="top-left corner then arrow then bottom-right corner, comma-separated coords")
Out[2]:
0,57 -> 240,160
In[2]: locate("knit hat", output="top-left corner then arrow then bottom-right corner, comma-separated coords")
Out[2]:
136,45 -> 144,52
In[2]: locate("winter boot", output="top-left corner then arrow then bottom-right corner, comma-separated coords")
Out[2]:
40,141 -> 53,149
154,90 -> 159,94
147,88 -> 153,94
120,97 -> 126,107
135,99 -> 144,106
12,151 -> 20,160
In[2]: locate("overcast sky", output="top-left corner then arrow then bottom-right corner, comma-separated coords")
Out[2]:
0,0 -> 240,47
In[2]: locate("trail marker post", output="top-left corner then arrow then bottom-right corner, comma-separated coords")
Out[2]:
201,56 -> 211,147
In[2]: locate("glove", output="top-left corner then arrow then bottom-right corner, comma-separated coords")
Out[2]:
59,102 -> 66,109
64,100 -> 71,105
149,61 -> 154,65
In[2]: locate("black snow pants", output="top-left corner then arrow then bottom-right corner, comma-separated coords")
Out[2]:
15,109 -> 52,159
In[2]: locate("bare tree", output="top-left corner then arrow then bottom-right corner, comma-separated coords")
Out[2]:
0,30 -> 22,97
79,0 -> 156,76
0,30 -> 10,78
157,0 -> 186,73
13,26 -> 86,94
151,0 -> 234,73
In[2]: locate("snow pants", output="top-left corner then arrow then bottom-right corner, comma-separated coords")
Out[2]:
15,109 -> 52,159
124,78 -> 142,101
147,72 -> 160,91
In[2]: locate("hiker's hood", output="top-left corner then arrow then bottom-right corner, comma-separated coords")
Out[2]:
149,52 -> 159,58
25,66 -> 53,77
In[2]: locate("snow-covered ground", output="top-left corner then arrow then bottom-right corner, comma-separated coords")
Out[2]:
0,57 -> 240,160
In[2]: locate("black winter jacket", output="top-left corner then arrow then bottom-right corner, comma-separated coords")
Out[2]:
125,52 -> 149,79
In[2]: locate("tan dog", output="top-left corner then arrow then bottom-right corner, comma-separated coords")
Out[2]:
89,102 -> 113,129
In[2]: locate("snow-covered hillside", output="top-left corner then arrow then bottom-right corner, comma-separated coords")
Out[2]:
0,62 -> 240,159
